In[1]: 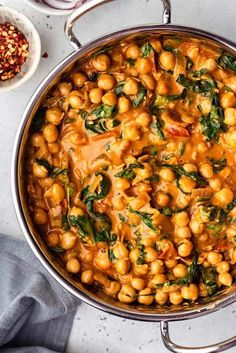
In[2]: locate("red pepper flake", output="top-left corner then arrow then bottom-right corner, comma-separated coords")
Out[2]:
42,52 -> 48,58
0,22 -> 29,81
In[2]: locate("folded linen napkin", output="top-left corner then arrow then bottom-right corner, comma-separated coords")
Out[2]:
0,233 -> 79,353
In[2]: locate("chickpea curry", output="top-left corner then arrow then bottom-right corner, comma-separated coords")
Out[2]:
26,35 -> 236,306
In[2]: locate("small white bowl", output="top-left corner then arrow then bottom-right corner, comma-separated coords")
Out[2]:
24,0 -> 75,16
0,7 -> 41,92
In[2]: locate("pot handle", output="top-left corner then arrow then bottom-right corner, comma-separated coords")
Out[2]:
65,0 -> 171,50
161,321 -> 236,353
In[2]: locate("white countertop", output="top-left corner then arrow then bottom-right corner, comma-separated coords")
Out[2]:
1,0 -> 236,352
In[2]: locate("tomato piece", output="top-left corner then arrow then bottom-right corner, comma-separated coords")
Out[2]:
166,124 -> 189,137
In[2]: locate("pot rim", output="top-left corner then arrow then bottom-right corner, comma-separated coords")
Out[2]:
11,23 -> 236,322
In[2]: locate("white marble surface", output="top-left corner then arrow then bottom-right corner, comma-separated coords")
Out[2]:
1,0 -> 236,352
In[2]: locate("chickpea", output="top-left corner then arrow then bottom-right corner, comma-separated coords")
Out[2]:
224,108 -> 236,126
32,162 -> 48,178
118,96 -> 132,113
183,163 -> 198,173
207,251 -> 222,265
200,98 -> 212,114
159,167 -> 175,182
123,123 -> 141,141
70,207 -> 84,217
209,178 -> 221,192
216,261 -> 230,274
97,73 -> 115,90
118,284 -> 136,303
134,264 -> 149,276
204,58 -> 218,72
136,57 -> 152,74
159,51 -> 175,71
57,82 -> 72,96
34,209 -> 48,225
175,226 -> 191,239
50,183 -> 65,205
156,80 -> 168,95
165,259 -> 178,269
94,251 -> 111,270
179,176 -> 196,194
129,197 -> 146,210
69,95 -> 83,110
31,133 -> 45,147
113,242 -> 129,259
89,87 -> 103,104
61,231 -> 77,250
172,211 -> 189,227
212,187 -> 234,207
152,273 -> 167,285
197,142 -> 208,153
46,108 -> 64,125
156,191 -> 170,207
181,284 -> 199,301
131,277 -> 145,291
71,72 -> 87,87
199,163 -> 214,179
47,231 -> 60,247
115,259 -> 129,275
92,54 -> 111,72
141,74 -> 155,90
233,248 -> 236,263
155,289 -> 168,305
129,248 -> 140,263
150,260 -> 165,275
114,178 -> 130,190
81,269 -> 94,284
138,287 -> 154,305
189,220 -> 204,235
105,281 -> 121,296
225,128 -> 236,148
112,196 -> 126,210
136,112 -> 152,127
218,272 -> 233,287
43,123 -> 58,143
123,78 -> 139,95
66,258 -> 81,274
145,247 -> 158,262
102,92 -> 117,106
136,182 -> 152,194
173,263 -> 188,278
220,92 -> 236,109
48,143 -> 60,155
126,44 -> 141,59
178,240 -> 193,257
169,291 -> 183,305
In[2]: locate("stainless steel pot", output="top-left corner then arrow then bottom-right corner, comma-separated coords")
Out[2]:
11,1 -> 236,351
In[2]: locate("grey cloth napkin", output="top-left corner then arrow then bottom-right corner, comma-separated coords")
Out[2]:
0,233 -> 79,353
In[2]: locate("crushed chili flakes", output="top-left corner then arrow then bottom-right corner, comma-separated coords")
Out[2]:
0,22 -> 29,81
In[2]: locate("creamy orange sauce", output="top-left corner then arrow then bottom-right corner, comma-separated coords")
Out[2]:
26,36 -> 236,306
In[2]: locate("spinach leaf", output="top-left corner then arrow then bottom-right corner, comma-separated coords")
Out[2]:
161,164 -> 208,186
216,52 -> 236,72
151,116 -> 165,140
200,206 -> 218,222
115,81 -> 125,96
178,142 -> 185,156
92,104 -> 117,119
85,117 -> 120,134
188,68 -> 208,78
129,207 -> 157,231
200,105 -> 226,141
133,85 -> 147,108
153,89 -> 186,109
62,214 -> 70,231
69,214 -> 94,241
87,72 -> 99,82
141,43 -> 153,57
176,74 -> 216,93
115,163 -> 144,180
200,266 -> 218,295
81,173 -> 110,204
50,246 -> 65,253
126,58 -> 136,66
160,207 -> 187,217
31,107 -> 46,133
36,159 -> 69,178
136,244 -> 147,265
208,157 -> 227,173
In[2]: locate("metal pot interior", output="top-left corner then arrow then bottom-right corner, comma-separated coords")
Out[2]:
14,25 -> 236,321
